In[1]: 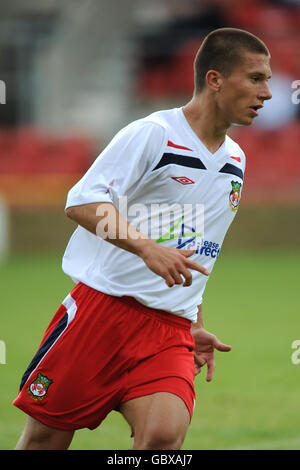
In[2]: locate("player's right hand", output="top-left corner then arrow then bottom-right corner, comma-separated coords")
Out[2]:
140,244 -> 210,287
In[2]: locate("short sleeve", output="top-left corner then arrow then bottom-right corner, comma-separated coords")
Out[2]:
65,120 -> 167,209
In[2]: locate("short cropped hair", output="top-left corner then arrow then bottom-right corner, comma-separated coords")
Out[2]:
194,28 -> 270,93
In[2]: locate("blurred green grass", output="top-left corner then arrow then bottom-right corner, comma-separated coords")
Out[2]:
0,249 -> 299,450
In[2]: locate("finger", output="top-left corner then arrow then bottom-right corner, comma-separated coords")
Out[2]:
180,268 -> 192,287
169,268 -> 184,285
185,259 -> 210,276
169,264 -> 193,287
194,357 -> 204,375
206,357 -> 215,382
213,338 -> 232,352
179,249 -> 196,258
164,272 -> 176,288
194,355 -> 206,368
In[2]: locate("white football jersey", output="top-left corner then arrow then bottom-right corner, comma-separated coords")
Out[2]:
63,107 -> 245,322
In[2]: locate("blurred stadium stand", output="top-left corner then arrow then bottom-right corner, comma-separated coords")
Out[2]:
0,127 -> 94,207
0,0 -> 299,250
134,0 -> 300,204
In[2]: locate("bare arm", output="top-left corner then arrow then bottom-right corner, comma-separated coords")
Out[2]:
65,202 -> 210,288
65,201 -> 149,257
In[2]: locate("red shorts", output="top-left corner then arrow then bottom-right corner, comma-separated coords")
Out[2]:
13,282 -> 196,431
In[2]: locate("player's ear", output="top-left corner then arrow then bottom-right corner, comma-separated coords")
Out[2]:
206,70 -> 222,92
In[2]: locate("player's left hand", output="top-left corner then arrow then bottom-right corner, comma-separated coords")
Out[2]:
191,327 -> 232,381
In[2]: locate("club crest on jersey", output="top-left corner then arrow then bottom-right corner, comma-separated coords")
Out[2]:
27,373 -> 53,401
229,181 -> 242,212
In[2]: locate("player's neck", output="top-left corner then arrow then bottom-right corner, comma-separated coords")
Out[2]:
182,93 -> 230,154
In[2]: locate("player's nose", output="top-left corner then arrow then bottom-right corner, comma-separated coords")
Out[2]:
260,82 -> 272,101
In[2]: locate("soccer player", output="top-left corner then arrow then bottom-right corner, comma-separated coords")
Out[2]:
13,28 -> 272,450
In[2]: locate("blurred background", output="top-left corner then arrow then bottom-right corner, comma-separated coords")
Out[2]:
0,0 -> 299,450
0,0 -> 299,255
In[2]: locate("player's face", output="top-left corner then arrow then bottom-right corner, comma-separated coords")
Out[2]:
217,52 -> 272,126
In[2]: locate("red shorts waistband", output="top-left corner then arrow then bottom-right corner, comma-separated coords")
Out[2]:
74,283 -> 192,330
116,295 -> 192,330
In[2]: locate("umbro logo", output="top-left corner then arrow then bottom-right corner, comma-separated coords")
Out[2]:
171,176 -> 195,185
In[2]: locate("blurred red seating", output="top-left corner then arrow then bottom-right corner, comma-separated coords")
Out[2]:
0,128 -> 94,175
223,0 -> 264,30
37,136 -> 93,174
14,128 -> 44,173
233,123 -> 300,186
169,40 -> 200,96
137,66 -> 171,99
274,123 -> 300,174
222,0 -> 297,33
267,35 -> 300,77
0,129 -> 19,172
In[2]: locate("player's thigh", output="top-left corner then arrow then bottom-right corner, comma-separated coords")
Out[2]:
120,392 -> 191,450
15,416 -> 74,450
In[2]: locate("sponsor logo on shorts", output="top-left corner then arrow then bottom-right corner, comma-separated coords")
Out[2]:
27,373 -> 53,401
